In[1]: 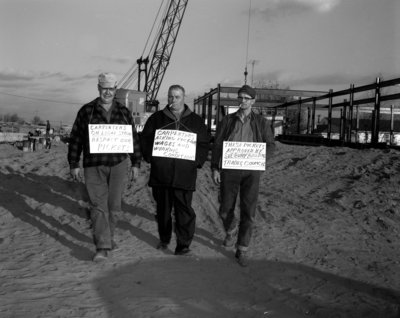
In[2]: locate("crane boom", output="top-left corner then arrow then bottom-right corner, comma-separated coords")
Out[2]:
116,0 -> 188,132
139,0 -> 188,108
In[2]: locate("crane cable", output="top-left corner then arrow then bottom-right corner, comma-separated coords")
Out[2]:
244,0 -> 252,84
119,0 -> 167,88
0,91 -> 82,105
142,0 -> 167,57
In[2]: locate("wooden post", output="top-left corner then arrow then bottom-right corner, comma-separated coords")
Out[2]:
297,98 -> 302,134
390,104 -> 394,145
342,99 -> 347,143
207,94 -> 213,135
355,105 -> 360,143
327,89 -> 333,141
216,84 -> 221,128
371,109 -> 376,145
339,109 -> 344,142
372,77 -> 381,145
271,108 -> 277,137
349,84 -> 354,143
311,97 -> 316,134
202,97 -> 207,121
284,107 -> 288,135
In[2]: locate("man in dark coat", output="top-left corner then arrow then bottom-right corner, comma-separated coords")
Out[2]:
141,84 -> 209,255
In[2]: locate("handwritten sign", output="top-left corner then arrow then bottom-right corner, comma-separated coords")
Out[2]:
88,124 -> 134,153
222,141 -> 266,170
152,129 -> 197,161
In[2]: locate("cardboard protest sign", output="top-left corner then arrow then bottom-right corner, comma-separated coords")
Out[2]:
152,129 -> 197,161
222,141 -> 266,170
88,124 -> 134,153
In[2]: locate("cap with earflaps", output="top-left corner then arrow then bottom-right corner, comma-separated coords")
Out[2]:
238,85 -> 256,99
98,73 -> 117,88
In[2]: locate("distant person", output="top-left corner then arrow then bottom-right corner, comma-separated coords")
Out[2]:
211,84 -> 276,267
140,84 -> 209,256
45,120 -> 51,149
28,131 -> 35,151
46,120 -> 51,134
67,72 -> 142,262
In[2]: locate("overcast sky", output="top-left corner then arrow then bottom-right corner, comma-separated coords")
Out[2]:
0,0 -> 399,124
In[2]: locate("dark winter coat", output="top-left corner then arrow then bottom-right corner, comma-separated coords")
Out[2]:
140,105 -> 209,191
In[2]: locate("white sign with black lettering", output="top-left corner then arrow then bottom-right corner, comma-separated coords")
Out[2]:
222,141 -> 266,170
152,129 -> 196,161
89,124 -> 134,153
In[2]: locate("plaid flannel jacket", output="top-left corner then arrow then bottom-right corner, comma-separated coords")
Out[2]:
67,98 -> 141,169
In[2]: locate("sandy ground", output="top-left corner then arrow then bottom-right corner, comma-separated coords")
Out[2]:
0,140 -> 399,318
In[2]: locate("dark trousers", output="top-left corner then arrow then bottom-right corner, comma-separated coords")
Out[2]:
152,187 -> 196,249
84,159 -> 128,250
220,169 -> 261,251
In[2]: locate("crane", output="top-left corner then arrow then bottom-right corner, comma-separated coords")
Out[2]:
118,0 -> 188,114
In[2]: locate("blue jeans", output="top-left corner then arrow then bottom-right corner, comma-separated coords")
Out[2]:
220,169 -> 261,251
84,159 -> 129,250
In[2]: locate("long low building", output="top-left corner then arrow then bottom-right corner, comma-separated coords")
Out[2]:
193,84 -> 327,137
0,132 -> 27,143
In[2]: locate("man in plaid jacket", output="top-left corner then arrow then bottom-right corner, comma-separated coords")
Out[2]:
68,73 -> 141,262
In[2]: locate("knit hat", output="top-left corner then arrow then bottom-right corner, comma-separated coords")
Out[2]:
238,85 -> 256,99
98,73 -> 117,88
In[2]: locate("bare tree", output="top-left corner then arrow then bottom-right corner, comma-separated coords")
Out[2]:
32,115 -> 42,125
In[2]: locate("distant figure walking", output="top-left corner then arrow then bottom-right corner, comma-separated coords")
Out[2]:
46,120 -> 51,134
67,72 -> 142,262
45,120 -> 51,149
211,84 -> 276,267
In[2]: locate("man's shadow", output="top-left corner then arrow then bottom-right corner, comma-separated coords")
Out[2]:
0,169 -> 98,261
0,183 -> 91,261
1,169 -> 162,259
1,167 -> 231,260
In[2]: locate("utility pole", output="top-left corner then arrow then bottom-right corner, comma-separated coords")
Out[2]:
248,59 -> 259,86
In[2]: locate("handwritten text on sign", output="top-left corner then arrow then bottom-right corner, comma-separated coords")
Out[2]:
152,129 -> 197,161
222,141 -> 266,170
89,124 -> 134,153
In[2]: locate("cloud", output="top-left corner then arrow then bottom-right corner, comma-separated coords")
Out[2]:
0,68 -> 103,88
257,0 -> 341,20
0,68 -> 96,107
0,69 -> 67,82
91,55 -> 132,65
296,0 -> 341,12
0,69 -> 36,82
288,73 -> 380,88
253,69 -> 381,91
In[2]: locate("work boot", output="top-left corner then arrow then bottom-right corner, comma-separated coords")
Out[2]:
93,249 -> 109,262
174,246 -> 192,256
156,241 -> 169,250
222,232 -> 236,248
235,250 -> 249,267
111,240 -> 119,251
